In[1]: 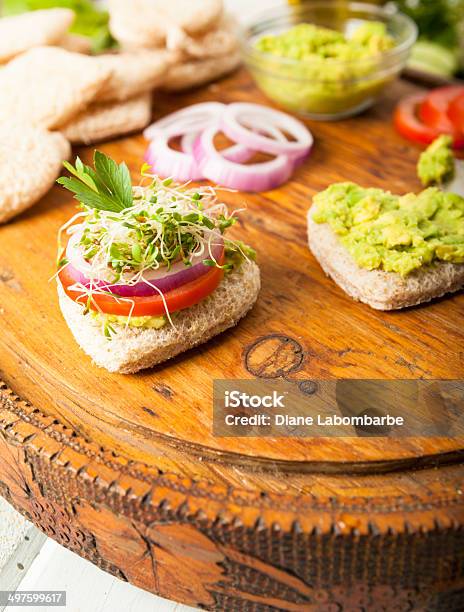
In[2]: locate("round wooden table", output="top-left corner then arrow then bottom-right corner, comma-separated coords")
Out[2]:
1,73 -> 463,611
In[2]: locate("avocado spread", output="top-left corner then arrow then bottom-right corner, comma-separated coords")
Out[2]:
91,311 -> 167,330
256,22 -> 394,62
312,182 -> 464,276
88,247 -> 254,332
417,135 -> 455,187
251,21 -> 395,116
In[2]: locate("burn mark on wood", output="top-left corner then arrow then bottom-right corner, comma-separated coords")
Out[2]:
142,407 -> 159,418
244,335 -> 305,379
298,380 -> 318,396
0,268 -> 22,292
152,384 -> 174,400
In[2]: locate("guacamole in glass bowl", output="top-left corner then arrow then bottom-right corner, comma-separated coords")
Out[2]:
242,2 -> 417,120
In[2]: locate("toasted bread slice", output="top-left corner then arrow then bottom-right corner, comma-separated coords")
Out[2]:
0,9 -> 74,64
58,261 -> 260,373
0,123 -> 70,224
60,94 -> 152,145
307,210 -> 464,310
0,47 -> 111,129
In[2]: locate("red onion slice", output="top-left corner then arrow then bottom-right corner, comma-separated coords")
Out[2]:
181,131 -> 253,164
180,115 -> 291,163
221,102 -> 314,158
66,230 -> 224,298
143,102 -> 314,187
145,137 -> 204,182
145,122 -> 254,182
144,102 -> 225,141
193,126 -> 294,192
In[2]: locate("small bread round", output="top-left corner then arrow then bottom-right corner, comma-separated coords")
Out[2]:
158,0 -> 223,35
95,51 -> 172,102
0,47 -> 111,129
108,0 -> 223,49
60,94 -> 152,145
168,14 -> 239,61
307,209 -> 464,310
162,50 -> 241,92
58,260 -> 260,374
0,9 -> 75,64
108,0 -> 174,48
58,33 -> 92,55
0,123 -> 70,224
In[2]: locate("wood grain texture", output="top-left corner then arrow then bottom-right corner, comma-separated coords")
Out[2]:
0,70 -> 463,610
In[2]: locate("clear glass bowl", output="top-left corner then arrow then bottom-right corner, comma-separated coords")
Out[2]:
242,2 -> 418,120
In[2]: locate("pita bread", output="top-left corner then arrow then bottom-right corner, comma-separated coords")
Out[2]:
162,50 -> 241,91
58,33 -> 92,54
95,50 -> 172,102
108,0 -> 171,48
0,122 -> 70,224
0,47 -> 111,130
157,0 -> 223,35
0,9 -> 74,64
60,94 -> 152,144
108,0 -> 223,49
167,14 -> 239,60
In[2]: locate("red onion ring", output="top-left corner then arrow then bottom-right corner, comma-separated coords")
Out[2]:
193,126 -> 294,192
181,131 -> 253,164
143,102 -> 314,189
145,136 -> 204,182
221,102 -> 313,158
144,102 -> 225,141
65,230 -> 224,298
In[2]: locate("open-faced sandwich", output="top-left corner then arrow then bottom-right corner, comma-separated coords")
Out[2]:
308,182 -> 464,310
56,152 -> 260,373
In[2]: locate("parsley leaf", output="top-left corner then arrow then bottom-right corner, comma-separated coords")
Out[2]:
57,151 -> 133,213
94,151 -> 133,210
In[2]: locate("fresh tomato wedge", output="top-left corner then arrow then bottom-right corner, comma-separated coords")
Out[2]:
419,85 -> 464,133
59,260 -> 224,317
449,92 -> 464,133
394,93 -> 464,148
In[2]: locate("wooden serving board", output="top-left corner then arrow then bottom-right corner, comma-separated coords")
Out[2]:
1,71 -> 463,611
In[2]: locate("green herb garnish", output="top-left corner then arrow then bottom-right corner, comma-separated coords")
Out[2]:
58,151 -> 133,213
58,152 -> 255,293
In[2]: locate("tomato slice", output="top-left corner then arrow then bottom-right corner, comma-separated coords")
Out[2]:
394,93 -> 464,148
419,85 -> 464,133
449,93 -> 464,133
59,261 -> 224,317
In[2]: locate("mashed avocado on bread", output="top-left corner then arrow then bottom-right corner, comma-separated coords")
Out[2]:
312,182 -> 464,277
417,135 -> 455,187
251,21 -> 394,116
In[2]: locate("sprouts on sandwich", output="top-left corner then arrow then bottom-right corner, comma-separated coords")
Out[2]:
56,151 -> 255,335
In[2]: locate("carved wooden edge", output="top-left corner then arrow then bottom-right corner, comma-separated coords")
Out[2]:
2,380 -> 464,610
1,380 -> 463,534
145,427 -> 464,476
